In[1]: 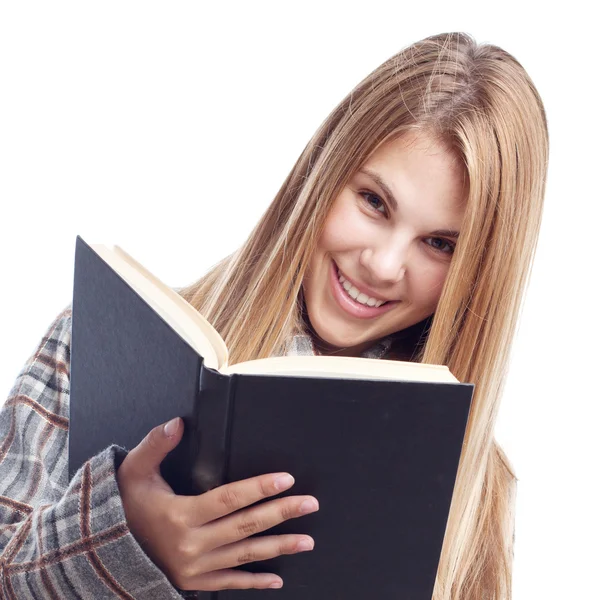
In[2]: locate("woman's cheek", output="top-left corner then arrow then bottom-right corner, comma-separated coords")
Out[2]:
417,263 -> 449,306
321,210 -> 368,252
332,193 -> 379,241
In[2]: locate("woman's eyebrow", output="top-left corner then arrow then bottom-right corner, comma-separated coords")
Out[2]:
358,167 -> 460,238
430,229 -> 460,239
358,167 -> 398,212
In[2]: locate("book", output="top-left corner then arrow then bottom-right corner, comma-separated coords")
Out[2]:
69,235 -> 473,600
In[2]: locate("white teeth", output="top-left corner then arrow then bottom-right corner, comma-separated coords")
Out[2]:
337,271 -> 386,307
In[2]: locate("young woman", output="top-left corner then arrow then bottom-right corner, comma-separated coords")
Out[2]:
0,32 -> 548,599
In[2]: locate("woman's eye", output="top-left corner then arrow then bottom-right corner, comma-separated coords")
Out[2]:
426,237 -> 455,254
360,192 -> 386,214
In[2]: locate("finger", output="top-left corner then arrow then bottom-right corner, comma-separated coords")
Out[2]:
178,472 -> 296,527
125,417 -> 184,478
183,569 -> 284,592
198,495 -> 319,551
196,533 -> 315,576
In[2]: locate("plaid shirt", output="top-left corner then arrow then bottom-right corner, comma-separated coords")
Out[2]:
0,307 -> 392,598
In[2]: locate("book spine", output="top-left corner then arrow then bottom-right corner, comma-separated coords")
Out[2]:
192,368 -> 237,600
192,366 -> 235,495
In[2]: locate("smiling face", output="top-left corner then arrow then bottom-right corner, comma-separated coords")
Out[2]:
302,131 -> 468,356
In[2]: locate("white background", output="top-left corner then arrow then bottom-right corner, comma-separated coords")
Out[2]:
1,2 -> 598,597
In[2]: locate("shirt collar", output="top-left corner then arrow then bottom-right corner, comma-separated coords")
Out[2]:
280,333 -> 393,360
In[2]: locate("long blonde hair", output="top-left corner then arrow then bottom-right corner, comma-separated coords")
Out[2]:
179,32 -> 549,599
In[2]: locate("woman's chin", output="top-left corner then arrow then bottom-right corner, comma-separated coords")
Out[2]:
303,305 -> 371,354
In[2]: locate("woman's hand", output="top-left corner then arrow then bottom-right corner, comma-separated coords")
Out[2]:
116,417 -> 318,592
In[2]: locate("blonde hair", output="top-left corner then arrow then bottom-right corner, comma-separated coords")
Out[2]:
179,32 -> 549,599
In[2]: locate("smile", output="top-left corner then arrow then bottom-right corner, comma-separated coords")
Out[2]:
329,260 -> 399,320
337,271 -> 387,307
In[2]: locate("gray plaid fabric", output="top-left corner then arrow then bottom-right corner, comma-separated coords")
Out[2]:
0,307 -> 392,598
278,333 -> 393,360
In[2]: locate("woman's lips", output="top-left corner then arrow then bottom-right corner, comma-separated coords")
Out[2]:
329,260 -> 399,319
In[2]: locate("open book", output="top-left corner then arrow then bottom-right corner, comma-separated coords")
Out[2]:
69,235 -> 473,600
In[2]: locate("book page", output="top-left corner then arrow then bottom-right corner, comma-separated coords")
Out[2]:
222,355 -> 458,383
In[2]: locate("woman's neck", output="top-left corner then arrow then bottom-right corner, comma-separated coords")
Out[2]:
304,322 -> 376,358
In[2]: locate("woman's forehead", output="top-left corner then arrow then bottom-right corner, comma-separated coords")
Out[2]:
356,134 -> 467,207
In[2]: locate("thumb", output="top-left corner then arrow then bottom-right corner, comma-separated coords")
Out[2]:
125,417 -> 184,478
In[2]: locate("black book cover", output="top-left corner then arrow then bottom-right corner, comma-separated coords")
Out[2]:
69,236 -> 474,599
70,236 -> 201,494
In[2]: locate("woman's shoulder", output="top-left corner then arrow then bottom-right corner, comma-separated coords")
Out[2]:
46,303 -> 72,344
36,304 -> 73,371
18,304 -> 72,370
6,304 -> 73,421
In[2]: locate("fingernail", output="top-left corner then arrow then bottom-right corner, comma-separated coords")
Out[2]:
297,539 -> 314,552
164,418 -> 179,437
274,474 -> 294,491
269,580 -> 283,589
299,499 -> 318,514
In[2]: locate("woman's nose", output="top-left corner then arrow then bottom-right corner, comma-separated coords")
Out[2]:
359,237 -> 409,285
